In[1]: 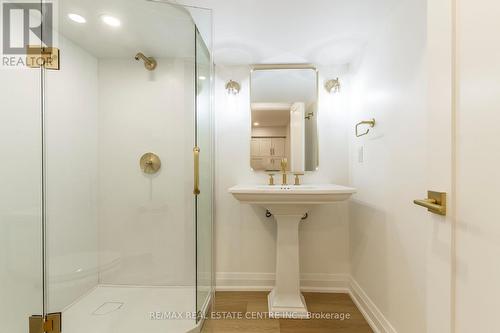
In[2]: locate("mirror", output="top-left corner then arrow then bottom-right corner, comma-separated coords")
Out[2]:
250,66 -> 319,173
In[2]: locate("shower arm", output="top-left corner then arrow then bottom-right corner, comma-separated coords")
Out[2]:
355,118 -> 376,137
135,52 -> 157,71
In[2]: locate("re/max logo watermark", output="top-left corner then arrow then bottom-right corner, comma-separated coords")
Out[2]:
1,0 -> 58,68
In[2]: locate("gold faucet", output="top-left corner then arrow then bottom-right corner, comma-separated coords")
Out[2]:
280,158 -> 288,185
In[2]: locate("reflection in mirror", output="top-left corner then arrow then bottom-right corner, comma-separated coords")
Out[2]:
250,67 -> 318,173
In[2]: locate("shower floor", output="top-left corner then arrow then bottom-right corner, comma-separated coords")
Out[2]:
63,285 -> 197,333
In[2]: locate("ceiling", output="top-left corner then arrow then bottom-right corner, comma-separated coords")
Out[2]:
59,0 -> 197,58
177,0 -> 399,65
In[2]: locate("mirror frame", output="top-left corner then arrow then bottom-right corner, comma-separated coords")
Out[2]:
249,64 -> 320,173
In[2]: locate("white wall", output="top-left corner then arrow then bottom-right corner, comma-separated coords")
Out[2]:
455,0 -> 500,331
98,58 -> 195,286
348,0 -> 428,332
45,36 -> 100,312
215,65 -> 351,289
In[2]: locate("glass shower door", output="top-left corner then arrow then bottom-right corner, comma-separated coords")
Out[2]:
0,40 -> 44,333
1,1 -> 213,331
42,1 -> 201,332
195,28 -> 213,321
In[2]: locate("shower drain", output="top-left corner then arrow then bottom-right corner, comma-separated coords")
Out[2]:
92,302 -> 124,315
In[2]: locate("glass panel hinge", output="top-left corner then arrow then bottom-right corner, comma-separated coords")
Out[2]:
26,46 -> 60,70
29,313 -> 61,333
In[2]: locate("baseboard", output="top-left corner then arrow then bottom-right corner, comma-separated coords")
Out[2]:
215,272 -> 396,333
215,272 -> 350,292
348,277 -> 397,333
216,272 -> 275,291
300,273 -> 351,292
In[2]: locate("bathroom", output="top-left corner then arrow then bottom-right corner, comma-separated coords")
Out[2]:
0,0 -> 498,332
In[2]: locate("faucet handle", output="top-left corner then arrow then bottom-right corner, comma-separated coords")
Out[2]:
267,173 -> 275,186
293,173 -> 304,185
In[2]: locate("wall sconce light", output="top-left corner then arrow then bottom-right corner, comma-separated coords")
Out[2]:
325,78 -> 341,93
225,80 -> 241,95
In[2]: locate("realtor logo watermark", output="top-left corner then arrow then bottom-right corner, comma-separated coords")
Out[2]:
1,0 -> 58,68
149,311 -> 353,321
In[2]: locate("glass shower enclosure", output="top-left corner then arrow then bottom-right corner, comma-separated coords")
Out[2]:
0,1 -> 213,332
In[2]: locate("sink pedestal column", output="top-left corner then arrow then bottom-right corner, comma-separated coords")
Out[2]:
229,184 -> 357,318
267,205 -> 310,319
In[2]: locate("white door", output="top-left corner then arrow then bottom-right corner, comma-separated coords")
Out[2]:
425,1 -> 454,332
454,0 -> 500,332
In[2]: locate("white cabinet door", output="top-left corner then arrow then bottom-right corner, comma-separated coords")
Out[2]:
260,138 -> 272,156
251,157 -> 265,170
251,138 -> 286,171
270,158 -> 283,171
251,139 -> 260,156
271,138 -> 285,157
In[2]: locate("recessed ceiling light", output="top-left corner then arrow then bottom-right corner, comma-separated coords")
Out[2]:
68,13 -> 86,24
100,15 -> 121,27
199,76 -> 206,80
253,122 -> 260,126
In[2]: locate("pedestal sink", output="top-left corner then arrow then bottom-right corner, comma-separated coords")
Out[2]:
228,184 -> 356,318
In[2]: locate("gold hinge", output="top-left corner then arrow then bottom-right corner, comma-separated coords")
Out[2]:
26,46 -> 60,70
29,313 -> 62,333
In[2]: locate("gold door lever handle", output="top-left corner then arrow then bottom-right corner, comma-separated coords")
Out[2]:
413,199 -> 444,213
413,191 -> 446,216
193,146 -> 200,195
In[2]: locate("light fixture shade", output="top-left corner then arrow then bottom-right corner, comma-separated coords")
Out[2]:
325,78 -> 341,93
225,80 -> 240,95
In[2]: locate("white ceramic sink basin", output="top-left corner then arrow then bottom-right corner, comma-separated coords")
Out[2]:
229,184 -> 356,205
228,183 -> 356,319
